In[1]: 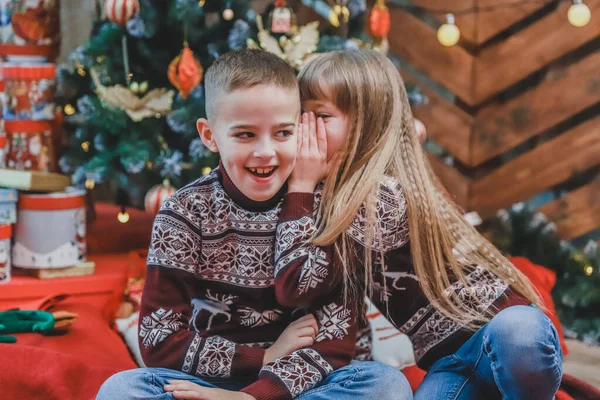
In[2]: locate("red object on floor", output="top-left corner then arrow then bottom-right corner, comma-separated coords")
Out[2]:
0,253 -> 132,321
0,298 -> 137,400
87,202 -> 154,255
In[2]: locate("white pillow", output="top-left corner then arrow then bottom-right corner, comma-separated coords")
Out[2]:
365,298 -> 416,369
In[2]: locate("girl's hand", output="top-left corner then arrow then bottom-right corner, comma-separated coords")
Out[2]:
288,112 -> 328,193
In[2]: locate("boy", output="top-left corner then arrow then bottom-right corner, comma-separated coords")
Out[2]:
97,49 -> 405,400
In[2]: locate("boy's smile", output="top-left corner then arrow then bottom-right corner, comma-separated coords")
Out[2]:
197,84 -> 300,202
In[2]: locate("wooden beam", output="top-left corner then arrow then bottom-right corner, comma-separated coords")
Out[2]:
411,0 -> 551,44
474,0 -> 600,104
539,176 -> 600,240
404,72 -> 474,166
476,0 -> 553,44
469,116 -> 600,217
427,153 -> 471,208
471,49 -> 600,166
388,8 -> 474,104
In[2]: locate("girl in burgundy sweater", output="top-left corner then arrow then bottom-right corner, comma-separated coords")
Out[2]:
274,50 -> 562,400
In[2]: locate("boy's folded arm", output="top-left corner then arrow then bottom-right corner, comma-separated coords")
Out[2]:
140,266 -> 267,379
140,198 -> 266,379
241,298 -> 359,400
274,192 -> 336,307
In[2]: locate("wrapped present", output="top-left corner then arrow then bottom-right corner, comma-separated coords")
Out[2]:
4,120 -> 55,171
0,187 -> 16,224
2,64 -> 56,120
0,223 -> 11,284
12,188 -> 86,269
0,0 -> 60,62
0,133 -> 7,167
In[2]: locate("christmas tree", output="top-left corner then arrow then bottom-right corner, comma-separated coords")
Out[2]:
57,0 -> 425,211
483,204 -> 600,345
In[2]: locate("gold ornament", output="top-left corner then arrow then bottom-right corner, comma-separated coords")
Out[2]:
201,166 -> 212,176
91,69 -> 174,122
247,16 -> 320,70
81,141 -> 90,152
64,104 -> 75,115
223,8 -> 234,20
85,179 -> 95,190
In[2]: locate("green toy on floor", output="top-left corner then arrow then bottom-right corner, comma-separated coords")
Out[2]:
0,310 -> 78,343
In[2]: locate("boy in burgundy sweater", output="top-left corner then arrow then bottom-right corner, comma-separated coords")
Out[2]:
96,49 -> 409,400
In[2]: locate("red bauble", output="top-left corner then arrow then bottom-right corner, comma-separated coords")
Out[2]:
144,180 -> 177,215
104,0 -> 139,26
369,0 -> 391,39
168,44 -> 203,99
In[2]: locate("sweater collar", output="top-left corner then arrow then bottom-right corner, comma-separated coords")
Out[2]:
216,161 -> 286,212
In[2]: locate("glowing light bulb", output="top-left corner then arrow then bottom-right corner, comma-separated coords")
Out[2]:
118,211 -> 130,223
584,265 -> 593,276
437,14 -> 460,47
85,179 -> 95,190
568,0 -> 591,27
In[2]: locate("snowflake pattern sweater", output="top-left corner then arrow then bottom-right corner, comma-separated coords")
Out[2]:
138,166 -> 359,400
274,177 -> 529,370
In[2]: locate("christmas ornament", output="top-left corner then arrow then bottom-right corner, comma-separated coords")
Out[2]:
247,17 -> 320,70
144,180 -> 177,215
168,43 -> 203,99
270,0 -> 294,34
91,69 -> 174,122
369,0 -> 390,40
301,0 -> 349,28
104,0 -> 139,26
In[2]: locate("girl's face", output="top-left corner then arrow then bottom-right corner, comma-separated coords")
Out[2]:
301,87 -> 350,161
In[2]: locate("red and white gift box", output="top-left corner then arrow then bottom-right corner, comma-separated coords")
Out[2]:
4,119 -> 55,171
0,223 -> 11,284
12,189 -> 87,269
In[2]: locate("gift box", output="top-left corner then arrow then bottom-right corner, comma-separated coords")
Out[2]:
0,0 -> 60,62
4,119 -> 55,171
0,133 -> 7,167
0,223 -> 11,284
12,188 -> 87,269
0,186 -> 17,224
2,64 -> 56,120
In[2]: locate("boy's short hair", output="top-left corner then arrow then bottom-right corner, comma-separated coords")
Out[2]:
204,49 -> 299,119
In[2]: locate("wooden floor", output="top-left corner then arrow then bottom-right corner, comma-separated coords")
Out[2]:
563,339 -> 600,389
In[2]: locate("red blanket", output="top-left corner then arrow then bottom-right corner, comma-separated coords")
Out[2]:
0,299 -> 136,400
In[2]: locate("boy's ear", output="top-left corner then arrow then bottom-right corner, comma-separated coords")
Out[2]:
197,118 -> 219,153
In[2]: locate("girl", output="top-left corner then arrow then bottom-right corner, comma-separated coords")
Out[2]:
276,50 -> 563,399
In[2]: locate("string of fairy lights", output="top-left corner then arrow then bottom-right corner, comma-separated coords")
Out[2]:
427,0 -> 593,47
110,0 -> 592,223
214,0 -> 594,48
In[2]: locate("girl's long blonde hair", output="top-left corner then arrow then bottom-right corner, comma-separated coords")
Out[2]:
298,50 -> 541,327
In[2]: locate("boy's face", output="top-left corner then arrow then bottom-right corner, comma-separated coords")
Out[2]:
198,85 -> 300,202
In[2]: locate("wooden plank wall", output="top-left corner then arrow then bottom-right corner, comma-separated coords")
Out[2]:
389,0 -> 600,242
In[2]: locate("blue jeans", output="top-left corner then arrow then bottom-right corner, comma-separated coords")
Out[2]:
414,305 -> 563,400
96,361 -> 412,400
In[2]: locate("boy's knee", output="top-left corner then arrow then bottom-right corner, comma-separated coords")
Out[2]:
364,363 -> 413,399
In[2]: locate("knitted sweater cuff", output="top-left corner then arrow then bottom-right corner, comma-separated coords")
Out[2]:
280,193 -> 314,219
